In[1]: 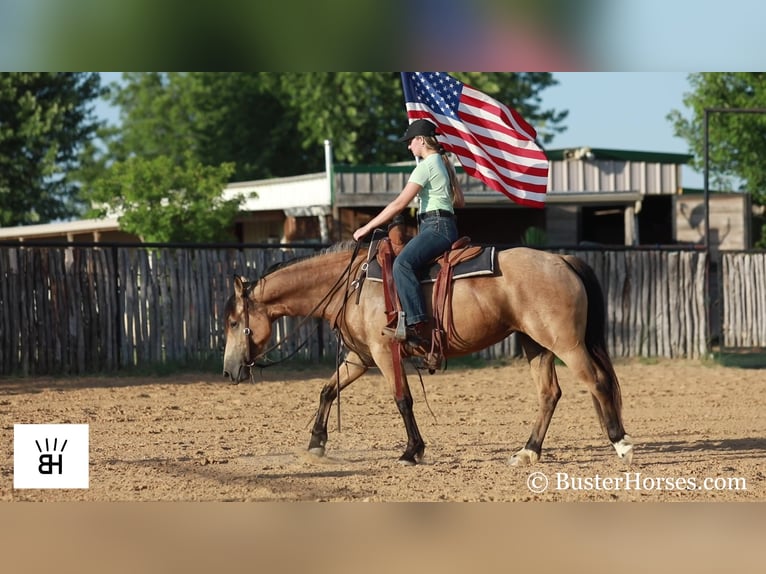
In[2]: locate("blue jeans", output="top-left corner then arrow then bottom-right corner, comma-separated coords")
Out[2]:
393,214 -> 458,326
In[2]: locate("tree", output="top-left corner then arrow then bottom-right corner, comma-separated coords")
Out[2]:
0,73 -> 103,226
91,72 -> 567,178
81,73 -> 567,241
668,73 -> 766,246
275,72 -> 566,166
95,72 -> 304,182
86,153 -> 245,243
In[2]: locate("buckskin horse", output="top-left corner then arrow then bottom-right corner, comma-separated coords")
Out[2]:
222,243 -> 633,466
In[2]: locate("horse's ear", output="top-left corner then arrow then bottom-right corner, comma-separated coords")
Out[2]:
233,275 -> 248,297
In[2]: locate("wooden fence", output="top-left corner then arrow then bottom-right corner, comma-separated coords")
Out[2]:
721,251 -> 766,348
574,249 -> 709,358
2,243 -> 759,377
0,244 -> 328,376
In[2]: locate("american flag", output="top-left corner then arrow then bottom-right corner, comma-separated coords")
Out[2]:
401,72 -> 549,208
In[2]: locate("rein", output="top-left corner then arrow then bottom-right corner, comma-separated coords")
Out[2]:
238,242 -> 365,433
241,283 -> 256,368
244,293 -> 319,371
240,242 -> 363,371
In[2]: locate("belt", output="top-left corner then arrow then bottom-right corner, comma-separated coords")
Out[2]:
418,209 -> 454,221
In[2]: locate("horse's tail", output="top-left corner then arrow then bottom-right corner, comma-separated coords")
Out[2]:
560,254 -> 623,429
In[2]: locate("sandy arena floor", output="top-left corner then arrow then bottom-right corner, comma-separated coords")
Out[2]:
1,358 -> 764,501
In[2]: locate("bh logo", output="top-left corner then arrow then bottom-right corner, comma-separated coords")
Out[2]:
14,424 -> 89,489
36,437 -> 67,475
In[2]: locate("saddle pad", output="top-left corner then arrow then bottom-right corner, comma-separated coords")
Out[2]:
366,245 -> 496,284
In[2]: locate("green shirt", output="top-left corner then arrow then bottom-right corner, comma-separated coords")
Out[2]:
408,153 -> 453,214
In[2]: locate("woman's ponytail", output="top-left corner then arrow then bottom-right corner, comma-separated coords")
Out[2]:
438,146 -> 465,209
423,135 -> 465,209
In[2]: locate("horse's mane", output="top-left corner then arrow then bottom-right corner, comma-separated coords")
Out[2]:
260,240 -> 357,278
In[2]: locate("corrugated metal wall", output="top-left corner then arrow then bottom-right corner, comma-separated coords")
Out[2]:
547,158 -> 681,195
335,158 -> 683,201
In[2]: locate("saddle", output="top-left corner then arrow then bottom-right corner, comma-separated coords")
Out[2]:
370,219 -> 490,372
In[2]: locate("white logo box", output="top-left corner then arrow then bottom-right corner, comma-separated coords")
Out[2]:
14,424 -> 89,489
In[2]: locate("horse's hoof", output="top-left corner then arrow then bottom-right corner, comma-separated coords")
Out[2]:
398,450 -> 423,466
613,435 -> 634,465
308,446 -> 326,458
508,448 -> 540,467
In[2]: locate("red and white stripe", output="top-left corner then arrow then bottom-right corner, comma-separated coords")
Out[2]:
405,84 -> 549,208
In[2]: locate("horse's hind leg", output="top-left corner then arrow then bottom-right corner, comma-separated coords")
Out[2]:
308,350 -> 368,457
509,335 -> 561,467
559,347 -> 633,463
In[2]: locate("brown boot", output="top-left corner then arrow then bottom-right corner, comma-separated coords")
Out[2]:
403,321 -> 428,350
404,322 -> 442,371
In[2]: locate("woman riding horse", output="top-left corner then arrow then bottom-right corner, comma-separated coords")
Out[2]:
222,245 -> 634,467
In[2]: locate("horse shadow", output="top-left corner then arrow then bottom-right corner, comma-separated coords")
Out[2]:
637,437 -> 766,460
0,366 -> 332,394
527,436 -> 766,467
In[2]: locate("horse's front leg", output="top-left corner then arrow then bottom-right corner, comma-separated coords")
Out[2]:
308,351 -> 368,457
509,335 -> 561,466
395,391 -> 425,465
375,344 -> 425,465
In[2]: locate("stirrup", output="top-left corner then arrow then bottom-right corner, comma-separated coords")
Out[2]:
382,311 -> 407,341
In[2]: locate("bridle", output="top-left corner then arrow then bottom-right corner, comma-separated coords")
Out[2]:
233,240 -> 383,432
237,285 -> 318,371
237,279 -> 314,371
239,281 -> 257,369
235,241 -> 363,372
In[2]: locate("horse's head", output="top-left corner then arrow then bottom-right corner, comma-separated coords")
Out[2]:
222,275 -> 272,384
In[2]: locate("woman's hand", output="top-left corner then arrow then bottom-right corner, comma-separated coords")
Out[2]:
352,226 -> 368,242
351,183 -> 418,242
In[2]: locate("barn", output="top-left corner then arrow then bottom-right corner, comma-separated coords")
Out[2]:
0,146 -> 752,251
2,145 -> 764,375
331,147 -> 751,250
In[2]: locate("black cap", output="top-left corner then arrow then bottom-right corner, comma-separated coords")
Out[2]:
398,119 -> 438,142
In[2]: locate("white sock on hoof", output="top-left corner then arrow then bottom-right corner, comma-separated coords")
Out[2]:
613,435 -> 634,458
508,448 -> 540,466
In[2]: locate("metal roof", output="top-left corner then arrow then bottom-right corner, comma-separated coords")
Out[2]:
545,147 -> 693,164
0,218 -> 120,240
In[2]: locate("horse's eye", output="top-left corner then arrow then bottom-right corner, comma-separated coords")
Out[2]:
229,321 -> 238,328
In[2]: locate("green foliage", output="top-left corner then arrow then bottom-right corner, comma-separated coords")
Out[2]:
87,72 -> 567,178
274,72 -> 567,166
79,73 -> 568,242
710,351 -> 766,369
99,73 -> 304,181
275,72 -> 404,166
0,72 -> 103,226
668,73 -> 766,206
102,72 -> 200,166
86,152 -> 245,243
522,226 -> 547,246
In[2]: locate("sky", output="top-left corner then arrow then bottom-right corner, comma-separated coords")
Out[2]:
541,73 -> 703,188
96,72 -> 703,187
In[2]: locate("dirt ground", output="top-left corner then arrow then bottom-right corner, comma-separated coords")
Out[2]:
1,358 -> 764,502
